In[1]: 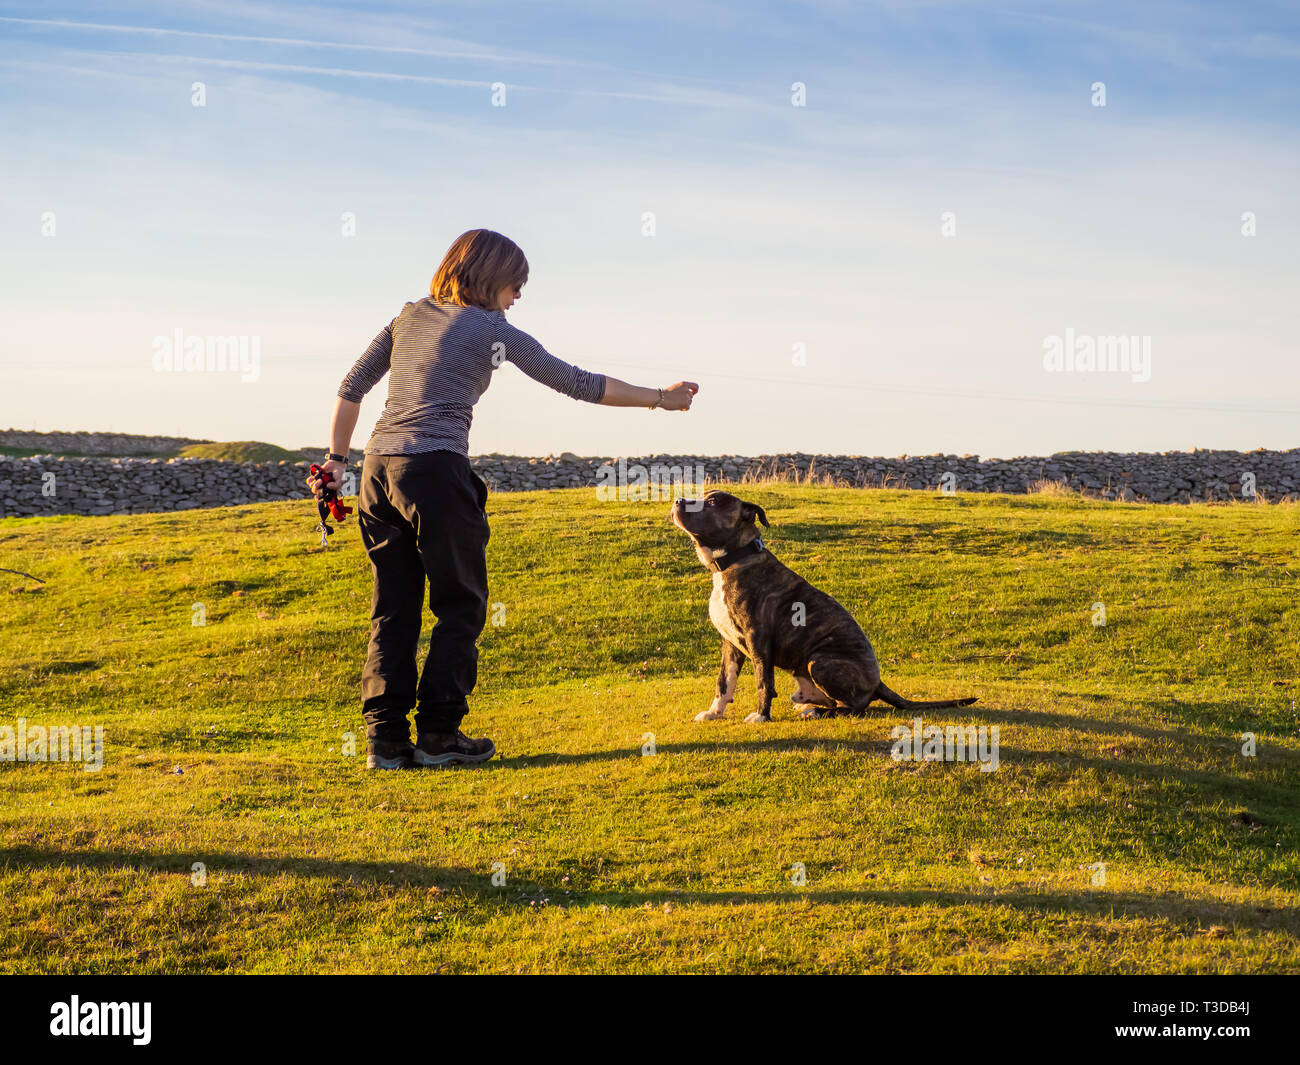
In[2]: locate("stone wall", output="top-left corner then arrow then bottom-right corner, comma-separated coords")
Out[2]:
0,449 -> 1295,518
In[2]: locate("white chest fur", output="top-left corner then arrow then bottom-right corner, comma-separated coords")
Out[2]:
707,573 -> 749,653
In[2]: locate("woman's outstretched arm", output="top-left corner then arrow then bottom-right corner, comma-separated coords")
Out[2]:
600,378 -> 698,410
494,318 -> 696,412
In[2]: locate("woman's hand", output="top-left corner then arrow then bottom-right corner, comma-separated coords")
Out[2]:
658,381 -> 699,411
306,459 -> 347,499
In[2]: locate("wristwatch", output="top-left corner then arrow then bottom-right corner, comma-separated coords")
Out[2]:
325,451 -> 348,463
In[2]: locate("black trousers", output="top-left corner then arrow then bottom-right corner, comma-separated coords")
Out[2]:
356,451 -> 490,741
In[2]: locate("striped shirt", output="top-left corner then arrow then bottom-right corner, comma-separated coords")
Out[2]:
338,297 -> 607,456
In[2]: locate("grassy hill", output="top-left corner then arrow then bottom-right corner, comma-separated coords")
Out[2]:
176,441 -> 306,463
0,485 -> 1297,973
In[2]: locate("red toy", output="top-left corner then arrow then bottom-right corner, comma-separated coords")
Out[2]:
309,463 -> 353,542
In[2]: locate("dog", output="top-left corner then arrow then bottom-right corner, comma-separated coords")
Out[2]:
670,490 -> 977,723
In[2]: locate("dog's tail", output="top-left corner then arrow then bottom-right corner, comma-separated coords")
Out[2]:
874,682 -> 977,711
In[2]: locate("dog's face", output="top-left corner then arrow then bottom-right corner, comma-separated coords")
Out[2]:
670,490 -> 769,552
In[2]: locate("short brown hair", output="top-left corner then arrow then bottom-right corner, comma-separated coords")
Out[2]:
430,229 -> 529,309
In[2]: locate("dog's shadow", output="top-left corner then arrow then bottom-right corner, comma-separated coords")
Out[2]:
480,701 -> 1300,810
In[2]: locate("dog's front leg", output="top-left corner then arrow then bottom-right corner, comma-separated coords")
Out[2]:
744,651 -> 776,724
696,639 -> 744,722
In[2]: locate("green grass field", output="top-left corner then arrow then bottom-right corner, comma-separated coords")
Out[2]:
1,484 -> 1297,973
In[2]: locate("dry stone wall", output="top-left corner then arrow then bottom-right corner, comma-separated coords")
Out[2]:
1,448 -> 1296,518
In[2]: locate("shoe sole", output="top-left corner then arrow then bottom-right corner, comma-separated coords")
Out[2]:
413,743 -> 496,768
366,753 -> 412,770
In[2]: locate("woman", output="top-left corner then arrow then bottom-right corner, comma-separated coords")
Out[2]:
308,229 -> 698,770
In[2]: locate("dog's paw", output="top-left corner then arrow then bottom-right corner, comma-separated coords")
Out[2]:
795,705 -> 829,719
743,712 -> 772,724
694,707 -> 727,722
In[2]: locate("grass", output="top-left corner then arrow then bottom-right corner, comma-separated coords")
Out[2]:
0,484 -> 1297,973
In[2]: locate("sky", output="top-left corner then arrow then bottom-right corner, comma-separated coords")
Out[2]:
1,0 -> 1297,459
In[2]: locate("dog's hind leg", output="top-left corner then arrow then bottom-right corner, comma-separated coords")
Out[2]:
807,657 -> 880,717
696,639 -> 745,721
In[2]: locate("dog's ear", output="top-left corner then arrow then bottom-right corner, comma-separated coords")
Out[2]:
742,501 -> 769,528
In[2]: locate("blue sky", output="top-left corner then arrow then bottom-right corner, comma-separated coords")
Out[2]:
2,1 -> 1297,458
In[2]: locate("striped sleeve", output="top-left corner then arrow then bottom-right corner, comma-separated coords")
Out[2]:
337,319 -> 394,402
493,317 -> 606,403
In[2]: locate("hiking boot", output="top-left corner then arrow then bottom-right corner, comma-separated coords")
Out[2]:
366,737 -> 414,770
413,729 -> 496,768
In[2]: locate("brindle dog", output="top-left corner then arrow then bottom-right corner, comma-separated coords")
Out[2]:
670,490 -> 977,723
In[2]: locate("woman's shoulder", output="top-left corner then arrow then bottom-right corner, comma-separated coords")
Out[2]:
403,297 -> 503,321
396,296 -> 476,320
393,299 -> 507,342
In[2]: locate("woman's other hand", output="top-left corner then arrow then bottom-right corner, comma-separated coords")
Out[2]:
306,459 -> 347,499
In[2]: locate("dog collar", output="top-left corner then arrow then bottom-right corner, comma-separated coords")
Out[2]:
708,536 -> 765,573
